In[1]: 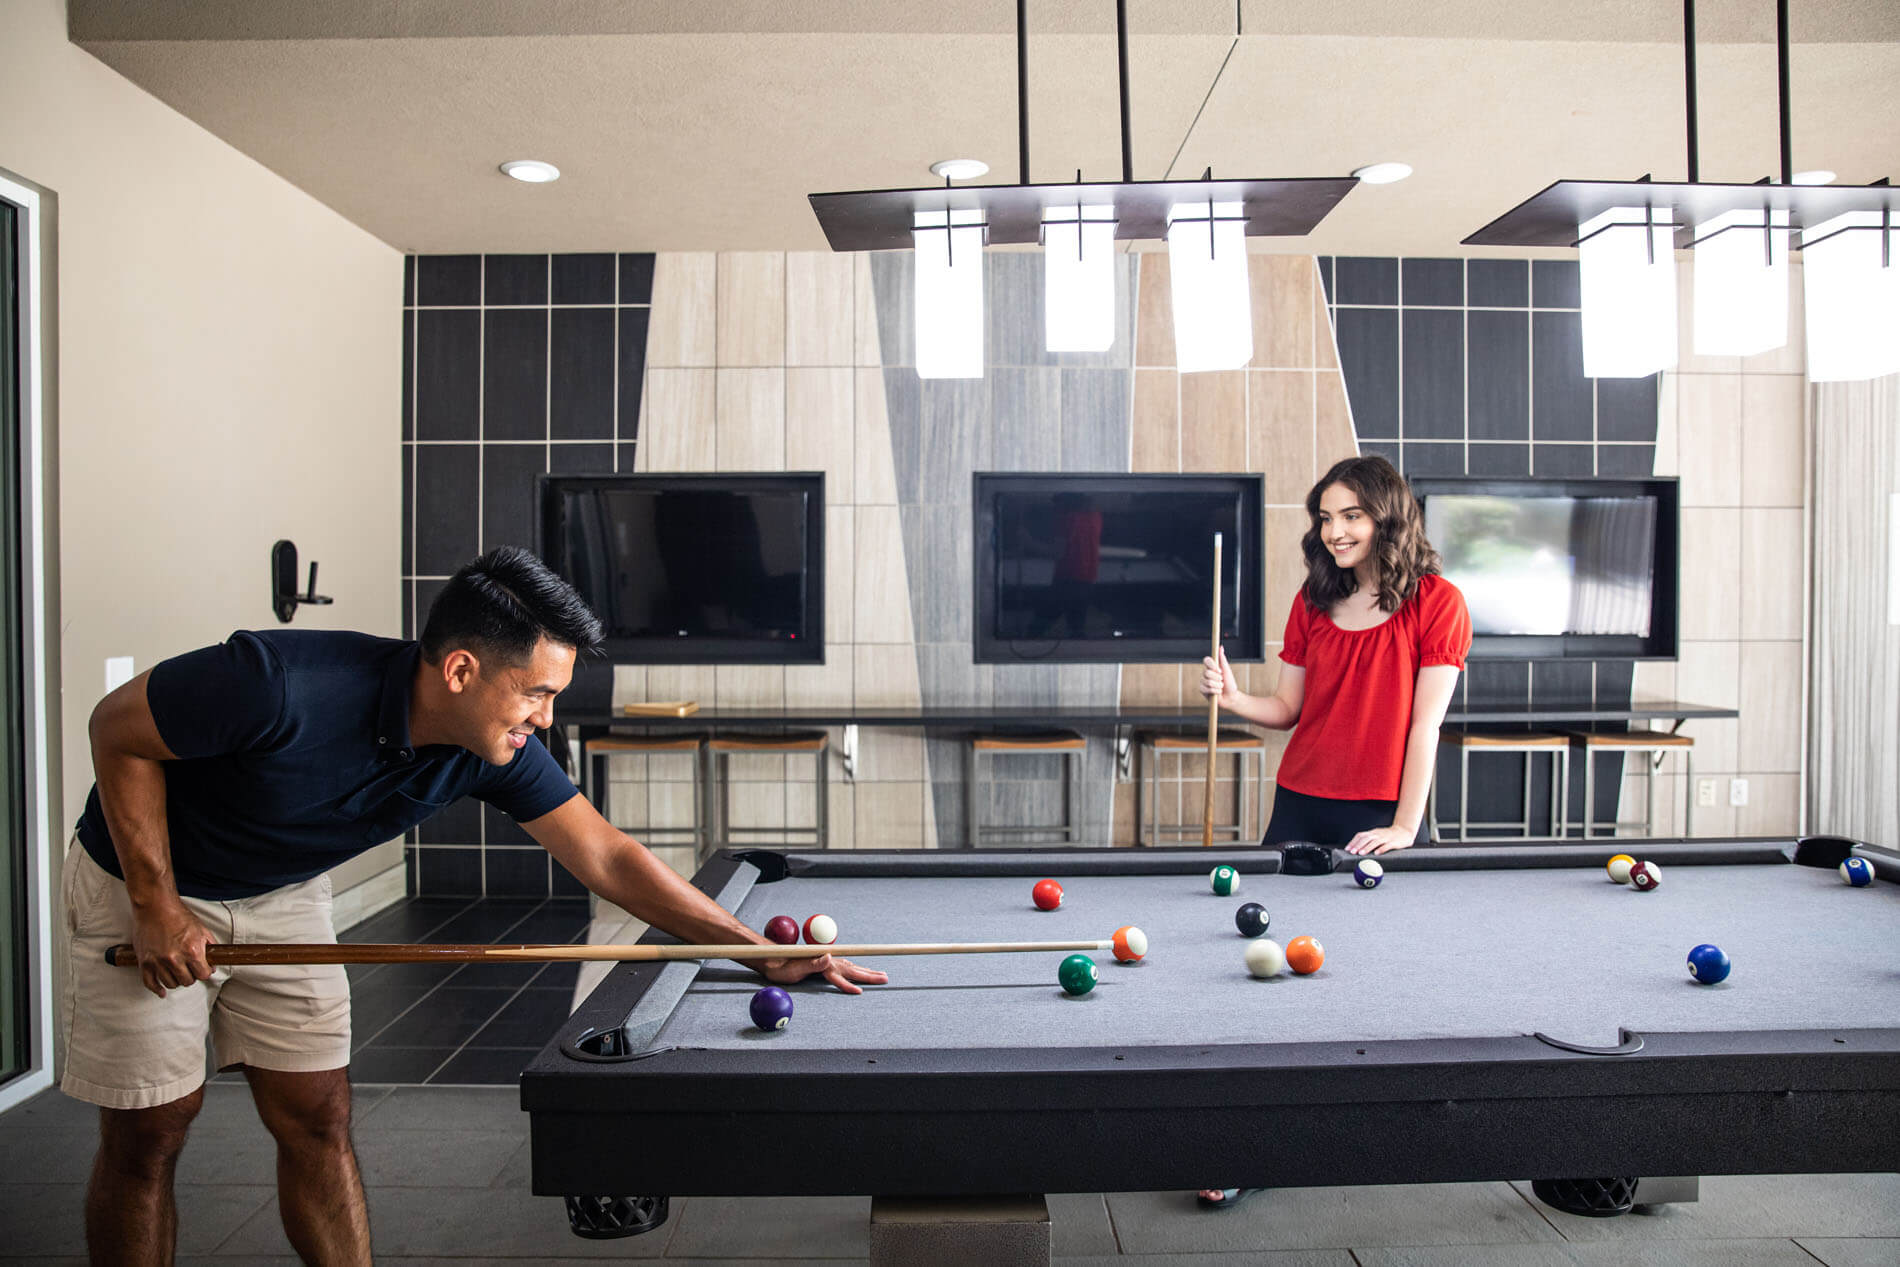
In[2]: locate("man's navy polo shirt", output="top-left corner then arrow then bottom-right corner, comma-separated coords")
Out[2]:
76,629 -> 579,900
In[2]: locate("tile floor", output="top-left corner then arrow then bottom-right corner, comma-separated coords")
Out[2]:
5,895 -> 1895,1263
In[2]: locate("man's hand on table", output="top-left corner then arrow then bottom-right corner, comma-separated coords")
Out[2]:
760,955 -> 889,995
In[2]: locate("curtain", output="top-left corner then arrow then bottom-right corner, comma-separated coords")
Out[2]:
1809,375 -> 1900,846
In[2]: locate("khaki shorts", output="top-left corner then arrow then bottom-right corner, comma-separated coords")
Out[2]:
60,836 -> 352,1109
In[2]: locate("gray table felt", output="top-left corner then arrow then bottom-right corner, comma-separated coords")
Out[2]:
645,864 -> 1897,1053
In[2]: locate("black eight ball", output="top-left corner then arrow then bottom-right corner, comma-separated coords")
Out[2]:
1235,902 -> 1270,938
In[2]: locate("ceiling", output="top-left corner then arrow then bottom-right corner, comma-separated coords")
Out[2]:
71,0 -> 1900,256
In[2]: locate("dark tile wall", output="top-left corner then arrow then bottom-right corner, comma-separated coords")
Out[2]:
1320,257 -> 1660,836
403,253 -> 655,895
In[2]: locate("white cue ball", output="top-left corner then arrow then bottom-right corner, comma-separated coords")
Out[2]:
1244,938 -> 1286,979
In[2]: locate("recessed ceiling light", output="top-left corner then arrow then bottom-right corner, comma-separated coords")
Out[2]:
1352,162 -> 1413,185
1792,169 -> 1836,186
930,158 -> 990,182
500,160 -> 561,184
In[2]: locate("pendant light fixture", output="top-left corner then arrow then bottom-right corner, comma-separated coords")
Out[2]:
1578,206 -> 1679,378
1465,1 -> 1897,383
809,1 -> 1358,377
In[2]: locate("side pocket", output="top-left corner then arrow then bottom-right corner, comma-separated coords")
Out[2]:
63,841 -> 108,938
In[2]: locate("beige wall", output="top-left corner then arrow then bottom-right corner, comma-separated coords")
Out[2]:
0,1 -> 404,919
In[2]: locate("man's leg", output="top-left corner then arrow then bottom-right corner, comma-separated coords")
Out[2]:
87,1088 -> 203,1267
244,1065 -> 370,1266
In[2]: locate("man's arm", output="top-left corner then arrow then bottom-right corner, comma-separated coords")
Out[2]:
521,795 -> 887,994
88,671 -> 216,997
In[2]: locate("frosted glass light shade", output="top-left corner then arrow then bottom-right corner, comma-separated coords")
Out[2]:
1578,206 -> 1678,379
1693,209 -> 1791,357
913,209 -> 986,379
1043,205 -> 1117,352
1802,211 -> 1900,383
1167,200 -> 1253,373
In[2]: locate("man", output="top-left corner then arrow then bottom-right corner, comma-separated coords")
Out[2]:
65,546 -> 885,1265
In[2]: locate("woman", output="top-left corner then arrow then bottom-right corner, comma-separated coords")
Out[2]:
1193,454 -> 1470,1209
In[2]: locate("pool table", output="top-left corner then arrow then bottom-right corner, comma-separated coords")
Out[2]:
522,837 -> 1899,1232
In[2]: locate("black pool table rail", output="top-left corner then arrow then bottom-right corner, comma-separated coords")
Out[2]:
523,838 -> 1900,1198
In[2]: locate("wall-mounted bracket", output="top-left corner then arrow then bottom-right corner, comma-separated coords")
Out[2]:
271,539 -> 333,623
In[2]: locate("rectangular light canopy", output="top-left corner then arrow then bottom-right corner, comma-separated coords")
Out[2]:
1043,205 -> 1117,353
913,209 -> 985,380
1802,210 -> 1900,383
1692,208 -> 1791,358
1578,206 -> 1678,379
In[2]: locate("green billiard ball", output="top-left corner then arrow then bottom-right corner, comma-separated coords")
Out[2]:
1058,953 -> 1098,996
1210,865 -> 1241,897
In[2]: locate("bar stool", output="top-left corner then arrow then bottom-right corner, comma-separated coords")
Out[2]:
706,731 -> 830,853
1570,729 -> 1696,839
584,734 -> 708,853
968,731 -> 1086,847
1133,729 -> 1268,846
1430,729 -> 1570,842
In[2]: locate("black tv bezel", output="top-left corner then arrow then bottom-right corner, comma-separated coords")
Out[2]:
1410,476 -> 1680,661
537,472 -> 826,666
971,472 -> 1266,666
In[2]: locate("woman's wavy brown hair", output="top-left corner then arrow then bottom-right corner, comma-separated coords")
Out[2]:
1299,455 -> 1441,614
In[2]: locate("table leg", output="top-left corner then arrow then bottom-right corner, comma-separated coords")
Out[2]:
868,1194 -> 1050,1267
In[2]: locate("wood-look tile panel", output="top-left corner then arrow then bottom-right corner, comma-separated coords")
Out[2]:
634,368 -> 716,472
714,367 -> 785,469
1674,374 -> 1743,507
853,643 -> 922,707
854,368 -> 900,505
1249,370 -> 1316,505
1679,508 -> 1742,640
1135,250 -> 1175,368
1264,506 -> 1311,619
854,505 -> 914,644
1741,374 -> 1807,508
785,251 -> 854,367
1180,371 -> 1246,471
1312,263 -> 1341,371
786,653 -> 854,710
1738,640 -> 1804,773
647,253 -> 716,368
1131,368 -> 1178,473
1314,369 -> 1357,473
1741,508 -> 1804,641
715,252 -> 785,367
785,367 -> 854,501
1120,663 -> 1182,707
1251,255 -> 1316,369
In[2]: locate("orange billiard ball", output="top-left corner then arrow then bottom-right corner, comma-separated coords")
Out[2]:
1285,935 -> 1325,975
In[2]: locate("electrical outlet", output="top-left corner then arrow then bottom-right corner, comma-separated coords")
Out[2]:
104,656 -> 134,692
1730,778 -> 1750,807
1697,778 -> 1718,807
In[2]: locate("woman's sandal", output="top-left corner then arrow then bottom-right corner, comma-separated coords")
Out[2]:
1195,1187 -> 1265,1210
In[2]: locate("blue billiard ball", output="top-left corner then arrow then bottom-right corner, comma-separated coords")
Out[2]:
1353,859 -> 1384,889
1840,857 -> 1875,887
1687,943 -> 1731,985
750,986 -> 795,1031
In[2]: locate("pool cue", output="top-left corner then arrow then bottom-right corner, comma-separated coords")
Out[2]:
106,938 -> 1130,968
1202,531 -> 1223,848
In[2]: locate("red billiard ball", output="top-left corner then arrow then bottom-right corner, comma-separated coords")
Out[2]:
1630,861 -> 1662,892
803,914 -> 838,945
1032,879 -> 1064,911
763,915 -> 800,945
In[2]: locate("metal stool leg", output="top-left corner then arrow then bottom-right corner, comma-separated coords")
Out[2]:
1583,747 -> 1598,839
814,743 -> 829,850
967,746 -> 982,849
1683,748 -> 1694,838
1459,746 -> 1471,843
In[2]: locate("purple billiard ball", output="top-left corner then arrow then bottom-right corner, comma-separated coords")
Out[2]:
763,915 -> 800,945
750,986 -> 794,1032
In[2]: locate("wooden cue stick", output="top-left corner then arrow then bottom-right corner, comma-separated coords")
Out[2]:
106,938 -> 1123,969
1203,531 -> 1223,848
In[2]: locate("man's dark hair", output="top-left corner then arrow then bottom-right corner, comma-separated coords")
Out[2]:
421,547 -> 604,665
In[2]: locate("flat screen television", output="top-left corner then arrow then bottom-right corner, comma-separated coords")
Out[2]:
972,473 -> 1265,665
538,473 -> 824,664
1411,477 -> 1679,660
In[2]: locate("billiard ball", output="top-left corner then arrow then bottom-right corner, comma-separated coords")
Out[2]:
1607,854 -> 1636,884
1111,925 -> 1149,962
1841,857 -> 1875,887
1058,953 -> 1098,995
1353,859 -> 1384,889
1285,935 -> 1325,975
1210,865 -> 1241,896
1032,878 -> 1064,911
1687,943 -> 1731,985
749,986 -> 794,1031
1629,860 -> 1662,892
1243,938 -> 1285,979
803,914 -> 838,945
1234,902 -> 1270,938
763,915 -> 800,945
